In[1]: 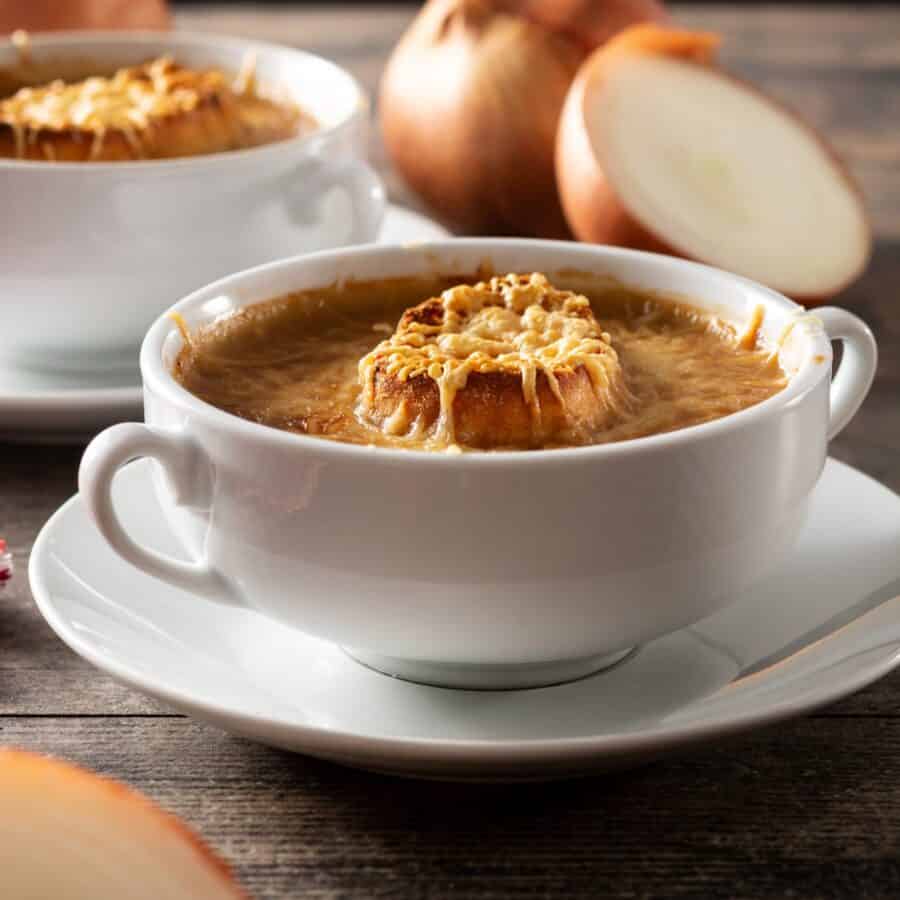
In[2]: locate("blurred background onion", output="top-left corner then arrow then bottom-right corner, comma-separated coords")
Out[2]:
0,0 -> 170,33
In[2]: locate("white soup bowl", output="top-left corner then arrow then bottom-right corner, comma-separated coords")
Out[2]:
79,240 -> 877,689
0,31 -> 385,372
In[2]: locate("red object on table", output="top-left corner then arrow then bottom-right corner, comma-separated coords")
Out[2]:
0,538 -> 12,584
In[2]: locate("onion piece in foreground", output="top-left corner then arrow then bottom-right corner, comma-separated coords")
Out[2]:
0,749 -> 249,900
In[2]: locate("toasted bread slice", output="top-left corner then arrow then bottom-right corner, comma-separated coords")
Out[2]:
0,56 -> 302,161
358,273 -> 633,449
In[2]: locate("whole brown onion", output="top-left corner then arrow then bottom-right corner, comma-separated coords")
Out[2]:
379,0 -> 667,237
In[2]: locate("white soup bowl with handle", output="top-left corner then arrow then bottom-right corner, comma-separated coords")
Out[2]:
79,240 -> 877,689
0,30 -> 385,372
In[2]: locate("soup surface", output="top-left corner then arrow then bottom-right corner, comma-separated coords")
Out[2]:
0,52 -> 312,161
173,272 -> 788,452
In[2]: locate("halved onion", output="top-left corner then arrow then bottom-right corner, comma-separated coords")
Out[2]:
0,749 -> 248,899
556,26 -> 871,301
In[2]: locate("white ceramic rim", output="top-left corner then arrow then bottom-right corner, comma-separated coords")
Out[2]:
0,384 -> 140,410
141,239 -> 833,468
27,460 -> 900,766
0,29 -> 368,172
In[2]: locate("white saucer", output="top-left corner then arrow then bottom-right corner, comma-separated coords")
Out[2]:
378,203 -> 449,244
0,364 -> 143,444
0,205 -> 448,445
29,458 -> 900,780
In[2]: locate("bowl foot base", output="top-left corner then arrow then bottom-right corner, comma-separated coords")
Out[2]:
342,646 -> 636,690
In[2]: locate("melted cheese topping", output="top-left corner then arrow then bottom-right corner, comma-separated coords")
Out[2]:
0,56 -> 242,159
358,272 -> 632,444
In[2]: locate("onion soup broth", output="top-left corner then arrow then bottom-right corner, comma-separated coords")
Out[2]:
173,272 -> 787,452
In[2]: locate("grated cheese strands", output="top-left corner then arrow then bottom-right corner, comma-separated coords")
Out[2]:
1,57 -> 221,135
358,272 -> 634,444
0,54 -> 276,161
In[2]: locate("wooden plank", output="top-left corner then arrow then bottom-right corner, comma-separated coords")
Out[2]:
3,716 -> 900,897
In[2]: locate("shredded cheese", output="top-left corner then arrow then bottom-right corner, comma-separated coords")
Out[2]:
0,55 -> 253,160
358,272 -> 632,444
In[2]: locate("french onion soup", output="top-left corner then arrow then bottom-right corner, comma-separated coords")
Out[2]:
0,53 -> 312,161
173,272 -> 788,452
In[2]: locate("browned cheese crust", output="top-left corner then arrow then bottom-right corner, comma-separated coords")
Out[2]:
0,56 -> 302,161
358,273 -> 634,450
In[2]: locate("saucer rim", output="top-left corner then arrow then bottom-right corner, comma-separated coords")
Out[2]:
28,458 -> 900,770
0,384 -> 142,408
0,205 -> 447,418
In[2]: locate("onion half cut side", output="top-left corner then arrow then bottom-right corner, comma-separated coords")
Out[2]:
556,26 -> 872,302
1,749 -> 248,900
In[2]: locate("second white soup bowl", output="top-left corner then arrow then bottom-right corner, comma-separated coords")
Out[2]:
79,241 -> 876,689
0,31 -> 385,372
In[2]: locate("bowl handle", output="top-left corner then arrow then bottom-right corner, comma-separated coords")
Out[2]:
816,307 -> 878,440
79,423 -> 243,605
289,156 -> 386,245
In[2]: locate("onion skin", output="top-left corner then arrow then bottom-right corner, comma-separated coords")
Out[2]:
380,0 -> 667,238
556,25 -> 871,304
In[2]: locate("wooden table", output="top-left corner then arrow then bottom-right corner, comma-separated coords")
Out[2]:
3,4 -> 899,896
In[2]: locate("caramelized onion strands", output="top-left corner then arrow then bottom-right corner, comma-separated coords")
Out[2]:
379,0 -> 667,238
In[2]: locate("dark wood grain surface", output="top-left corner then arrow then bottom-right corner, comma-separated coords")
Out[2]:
2,4 -> 899,897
